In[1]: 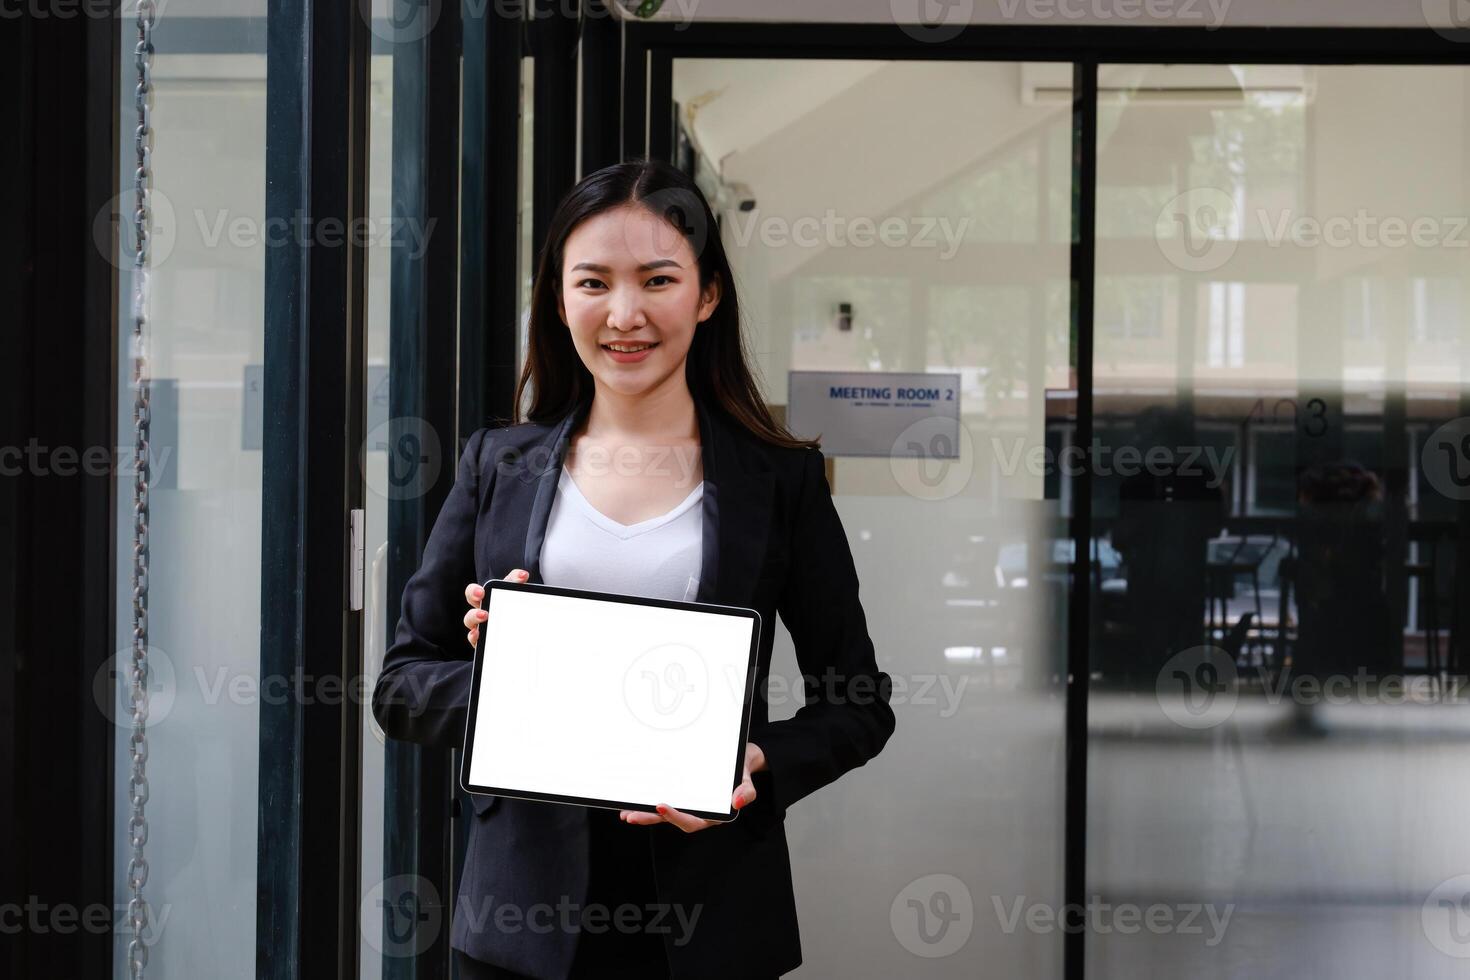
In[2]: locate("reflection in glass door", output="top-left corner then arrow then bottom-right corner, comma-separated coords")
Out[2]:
360,46 -> 396,979
669,58 -> 1077,978
111,13 -> 269,978
1089,64 -> 1470,979
359,21 -> 534,980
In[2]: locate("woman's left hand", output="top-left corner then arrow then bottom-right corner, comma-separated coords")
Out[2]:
620,741 -> 766,832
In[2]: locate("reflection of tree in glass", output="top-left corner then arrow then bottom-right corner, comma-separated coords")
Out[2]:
1096,275 -> 1172,341
1192,99 -> 1305,212
1096,96 -> 1305,238
914,117 -> 1073,245
929,286 -> 1031,407
918,147 -> 1040,243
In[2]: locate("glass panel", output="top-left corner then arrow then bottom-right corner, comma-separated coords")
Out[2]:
362,37 -> 533,980
1090,64 -> 1470,978
360,43 -> 396,979
672,58 -> 1076,977
112,10 -> 269,978
517,54 -> 535,403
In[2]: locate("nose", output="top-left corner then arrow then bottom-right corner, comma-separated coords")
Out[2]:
606,285 -> 649,331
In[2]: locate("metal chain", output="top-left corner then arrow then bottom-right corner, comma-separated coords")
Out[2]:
126,2 -> 157,978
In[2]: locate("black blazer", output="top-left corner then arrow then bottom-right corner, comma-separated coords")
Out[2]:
371,394 -> 896,979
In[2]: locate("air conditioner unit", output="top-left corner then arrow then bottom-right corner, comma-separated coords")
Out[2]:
1020,63 -> 1315,105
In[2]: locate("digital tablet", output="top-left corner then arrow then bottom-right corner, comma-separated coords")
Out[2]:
459,578 -> 762,822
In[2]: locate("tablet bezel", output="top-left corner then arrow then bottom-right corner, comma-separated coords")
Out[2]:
458,577 -> 762,823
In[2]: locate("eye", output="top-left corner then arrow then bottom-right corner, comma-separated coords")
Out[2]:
646,274 -> 675,287
574,277 -> 606,290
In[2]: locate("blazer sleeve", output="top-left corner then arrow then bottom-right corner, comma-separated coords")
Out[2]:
749,446 -> 896,822
371,426 -> 491,750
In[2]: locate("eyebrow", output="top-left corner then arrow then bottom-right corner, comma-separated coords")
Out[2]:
569,259 -> 683,273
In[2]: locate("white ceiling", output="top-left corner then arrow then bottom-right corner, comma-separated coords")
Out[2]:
671,60 -> 890,170
673,59 -> 1074,280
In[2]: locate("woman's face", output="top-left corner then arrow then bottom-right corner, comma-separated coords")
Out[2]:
557,203 -> 721,399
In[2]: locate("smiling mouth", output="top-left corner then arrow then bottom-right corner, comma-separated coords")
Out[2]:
601,342 -> 659,353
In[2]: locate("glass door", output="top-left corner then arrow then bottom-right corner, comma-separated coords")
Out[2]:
1087,63 -> 1470,979
109,10 -> 270,977
657,57 -> 1080,978
357,6 -> 531,979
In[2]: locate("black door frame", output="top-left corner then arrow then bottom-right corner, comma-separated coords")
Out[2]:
1,4 -> 119,977
28,9 -> 1470,980
259,0 -> 371,975
609,20 -> 1470,980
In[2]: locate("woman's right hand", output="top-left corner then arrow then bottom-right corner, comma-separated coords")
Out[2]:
465,569 -> 530,648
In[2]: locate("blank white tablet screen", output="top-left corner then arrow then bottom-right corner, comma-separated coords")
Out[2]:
466,586 -> 757,816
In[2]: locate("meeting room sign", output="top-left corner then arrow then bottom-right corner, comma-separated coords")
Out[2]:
787,370 -> 961,458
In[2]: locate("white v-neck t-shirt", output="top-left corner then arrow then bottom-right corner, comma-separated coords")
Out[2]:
538,465 -> 705,603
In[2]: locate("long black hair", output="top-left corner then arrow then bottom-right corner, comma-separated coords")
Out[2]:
509,157 -> 817,450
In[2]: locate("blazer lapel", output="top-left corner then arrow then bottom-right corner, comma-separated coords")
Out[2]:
691,397 -> 775,609
503,396 -> 775,610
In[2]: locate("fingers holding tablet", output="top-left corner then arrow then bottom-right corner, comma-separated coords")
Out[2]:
617,741 -> 763,832
465,569 -> 530,648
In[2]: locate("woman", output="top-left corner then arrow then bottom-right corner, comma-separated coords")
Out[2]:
372,159 -> 895,980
